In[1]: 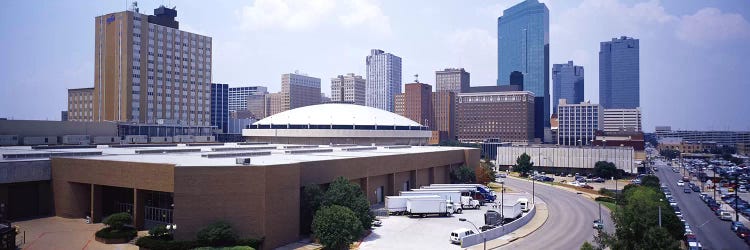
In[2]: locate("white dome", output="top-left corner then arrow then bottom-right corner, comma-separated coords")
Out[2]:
254,103 -> 422,127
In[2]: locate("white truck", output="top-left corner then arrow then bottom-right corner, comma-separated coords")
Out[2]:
422,184 -> 497,203
402,190 -> 478,210
406,198 -> 456,217
502,200 -> 523,220
384,195 -> 440,215
517,198 -> 530,212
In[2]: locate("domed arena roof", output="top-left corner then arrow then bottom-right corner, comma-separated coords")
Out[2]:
253,103 -> 423,128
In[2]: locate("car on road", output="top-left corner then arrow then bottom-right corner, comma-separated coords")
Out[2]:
687,241 -> 703,250
497,173 -> 507,178
720,211 -> 734,221
736,226 -> 750,238
593,219 -> 604,229
684,188 -> 692,193
691,185 -> 701,192
678,180 -> 685,186
450,228 -> 475,244
732,221 -> 745,232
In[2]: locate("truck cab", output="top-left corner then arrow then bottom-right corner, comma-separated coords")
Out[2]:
517,198 -> 530,212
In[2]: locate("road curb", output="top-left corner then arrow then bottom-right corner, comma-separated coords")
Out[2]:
467,200 -> 549,250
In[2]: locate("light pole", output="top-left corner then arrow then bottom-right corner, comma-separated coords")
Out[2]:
658,199 -> 662,227
459,218 -> 485,250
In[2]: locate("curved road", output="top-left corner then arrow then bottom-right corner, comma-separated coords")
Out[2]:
500,177 -> 614,249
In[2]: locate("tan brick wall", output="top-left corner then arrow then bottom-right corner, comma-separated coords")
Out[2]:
51,158 -> 174,192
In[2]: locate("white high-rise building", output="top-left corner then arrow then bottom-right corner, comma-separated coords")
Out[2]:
331,73 -> 366,105
366,49 -> 402,112
557,99 -> 601,146
602,108 -> 642,132
228,86 -> 268,112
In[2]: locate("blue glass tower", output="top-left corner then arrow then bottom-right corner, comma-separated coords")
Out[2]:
211,83 -> 229,133
552,61 -> 584,114
497,0 -> 549,141
599,36 -> 639,109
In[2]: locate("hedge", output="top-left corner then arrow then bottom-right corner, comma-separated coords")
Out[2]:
595,196 -> 617,203
135,236 -> 263,250
95,227 -> 137,239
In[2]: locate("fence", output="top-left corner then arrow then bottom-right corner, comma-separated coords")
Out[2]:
461,204 -> 537,248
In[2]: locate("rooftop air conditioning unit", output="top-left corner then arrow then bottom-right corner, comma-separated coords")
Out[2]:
236,157 -> 252,165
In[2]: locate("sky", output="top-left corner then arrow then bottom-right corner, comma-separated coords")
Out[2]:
1,0 -> 749,132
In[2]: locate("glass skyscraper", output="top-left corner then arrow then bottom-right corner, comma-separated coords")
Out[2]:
366,49 -> 402,112
599,36 -> 639,109
210,83 -> 229,133
552,61 -> 584,114
497,0 -> 549,141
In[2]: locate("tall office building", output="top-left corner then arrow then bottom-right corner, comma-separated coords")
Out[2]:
456,91 -> 535,144
557,99 -> 601,146
210,83 -> 229,133
266,93 -> 283,116
599,36 -> 639,109
94,6 -> 212,125
394,94 -> 406,117
366,49 -> 402,112
497,0 -> 550,141
432,91 -> 456,140
402,82 -> 434,128
552,61 -> 584,114
67,87 -> 94,122
281,73 -> 321,112
246,94 -> 267,119
228,86 -> 268,112
331,73 -> 366,105
435,68 -> 470,93
602,108 -> 642,132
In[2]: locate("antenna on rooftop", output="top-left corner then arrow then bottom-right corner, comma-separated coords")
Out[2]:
414,74 -> 419,83
130,1 -> 139,13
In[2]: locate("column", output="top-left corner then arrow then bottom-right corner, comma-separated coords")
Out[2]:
91,184 -> 102,223
133,189 -> 145,229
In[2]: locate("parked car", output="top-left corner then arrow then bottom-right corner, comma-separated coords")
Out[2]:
684,188 -> 692,193
732,221 -> 745,232
593,219 -> 604,229
720,211 -> 734,221
737,226 -> 750,238
497,173 -> 507,178
450,228 -> 475,244
678,180 -> 685,186
691,185 -> 701,192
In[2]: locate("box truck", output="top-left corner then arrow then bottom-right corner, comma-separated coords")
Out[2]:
422,184 -> 497,203
400,190 -> 471,212
502,200 -> 523,220
406,198 -> 456,217
385,195 -> 440,215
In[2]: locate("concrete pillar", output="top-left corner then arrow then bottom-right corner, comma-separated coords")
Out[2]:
428,167 -> 435,185
360,177 -> 372,204
388,173 -> 396,196
91,184 -> 102,223
410,170 -> 417,189
133,189 -> 145,229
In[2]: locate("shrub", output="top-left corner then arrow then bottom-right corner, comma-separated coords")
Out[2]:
103,212 -> 132,230
135,236 -> 199,250
595,197 -> 616,203
149,224 -> 170,237
197,221 -> 239,247
312,205 -> 363,250
95,227 -> 137,239
236,238 -> 263,249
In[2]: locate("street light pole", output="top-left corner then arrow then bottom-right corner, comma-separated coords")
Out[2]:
658,199 -> 662,227
459,218 -> 485,250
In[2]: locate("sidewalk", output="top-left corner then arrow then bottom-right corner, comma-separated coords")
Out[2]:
467,202 -> 549,250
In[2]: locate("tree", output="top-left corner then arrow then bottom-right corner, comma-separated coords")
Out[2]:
301,184 -> 325,234
476,159 -> 497,185
196,221 -> 239,247
580,241 -> 595,250
323,177 -> 373,230
312,205 -> 363,250
611,186 -> 683,249
103,212 -> 132,231
642,227 -> 680,250
594,161 -> 619,179
640,175 -> 660,190
450,164 -> 476,184
514,153 -> 534,177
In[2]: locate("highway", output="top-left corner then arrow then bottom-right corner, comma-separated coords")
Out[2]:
654,160 -> 747,249
499,177 -> 614,249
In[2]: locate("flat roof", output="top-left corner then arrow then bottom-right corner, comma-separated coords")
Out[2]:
0,143 -> 469,167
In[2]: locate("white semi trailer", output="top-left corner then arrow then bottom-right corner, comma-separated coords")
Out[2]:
384,195 -> 440,215
406,198 -> 456,217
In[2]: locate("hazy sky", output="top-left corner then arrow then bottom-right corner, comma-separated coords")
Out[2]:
1,0 -> 749,131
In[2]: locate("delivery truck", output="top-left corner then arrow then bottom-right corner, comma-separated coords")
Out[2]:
384,195 -> 440,215
406,198 -> 456,217
502,200 -> 523,221
422,184 -> 497,203
400,191 -> 464,213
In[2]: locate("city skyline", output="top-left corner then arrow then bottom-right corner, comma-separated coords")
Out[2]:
1,0 -> 749,131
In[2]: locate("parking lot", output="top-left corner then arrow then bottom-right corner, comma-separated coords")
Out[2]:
520,172 -> 630,192
359,193 -> 530,249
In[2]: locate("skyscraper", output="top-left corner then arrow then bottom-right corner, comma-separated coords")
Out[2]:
67,87 -> 94,122
94,6 -> 212,125
228,86 -> 268,112
366,49 -> 402,112
403,81 -> 434,128
552,61 -> 584,114
435,68 -> 470,93
497,0 -> 549,141
281,72 -> 321,112
331,73 -> 366,105
599,36 -> 639,109
210,83 -> 229,133
557,99 -> 601,146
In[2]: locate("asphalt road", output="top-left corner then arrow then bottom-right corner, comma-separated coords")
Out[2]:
654,160 -> 748,249
499,177 -> 614,249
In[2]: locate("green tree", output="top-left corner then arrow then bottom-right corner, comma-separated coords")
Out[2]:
196,221 -> 239,247
514,153 -> 534,177
642,227 -> 680,250
580,241 -> 595,250
611,186 -> 683,249
450,164 -> 476,183
312,205 -> 363,250
323,177 -> 373,230
103,212 -> 132,231
640,175 -> 660,190
301,184 -> 325,234
594,161 -> 619,179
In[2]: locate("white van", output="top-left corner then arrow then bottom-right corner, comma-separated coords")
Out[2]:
720,211 -> 733,221
517,198 -> 530,212
450,228 -> 475,244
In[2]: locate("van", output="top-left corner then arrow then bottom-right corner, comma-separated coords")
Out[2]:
517,198 -> 530,212
720,211 -> 733,221
450,228 -> 475,244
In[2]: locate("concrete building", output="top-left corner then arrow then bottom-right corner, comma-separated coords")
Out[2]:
657,138 -> 718,154
281,73 -> 321,112
557,99 -> 601,146
266,93 -> 284,116
94,7 -> 211,126
456,91 -> 535,144
366,49 -> 402,112
245,103 -> 432,145
331,73 -> 366,105
394,94 -> 405,117
246,94 -> 267,120
403,82 -> 434,128
435,68 -> 470,93
496,145 -> 637,174
600,36 -> 640,109
320,93 -> 330,103
228,86 -> 268,112
497,0 -> 550,141
61,111 -> 69,121
602,108 -> 642,132
67,87 -> 94,122
465,85 -> 522,93
654,128 -> 750,146
211,83 -> 229,133
552,61 -> 584,114
593,130 -> 646,160
432,91 -> 456,142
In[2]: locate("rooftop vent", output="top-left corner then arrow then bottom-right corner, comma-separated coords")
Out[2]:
284,148 -> 333,154
385,145 -> 411,149
202,151 -> 271,158
282,145 -> 319,149
341,147 -> 377,152
135,148 -> 201,154
236,157 -> 252,165
210,146 -> 277,152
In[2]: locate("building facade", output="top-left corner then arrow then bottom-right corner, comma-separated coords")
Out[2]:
403,82 -> 434,128
600,36 -> 639,109
366,49 -> 402,112
432,91 -> 456,141
266,92 -> 284,116
602,108 -> 642,132
228,86 -> 268,112
394,94 -> 405,117
497,0 -> 549,141
435,68 -> 470,93
246,94 -> 267,120
654,128 -> 750,146
552,61 -> 584,114
557,99 -> 601,146
210,83 -> 229,133
331,73 -> 366,105
657,138 -> 718,154
67,87 -> 95,122
456,91 -> 535,144
94,7 -> 212,126
281,73 -> 321,112
496,145 -> 637,174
